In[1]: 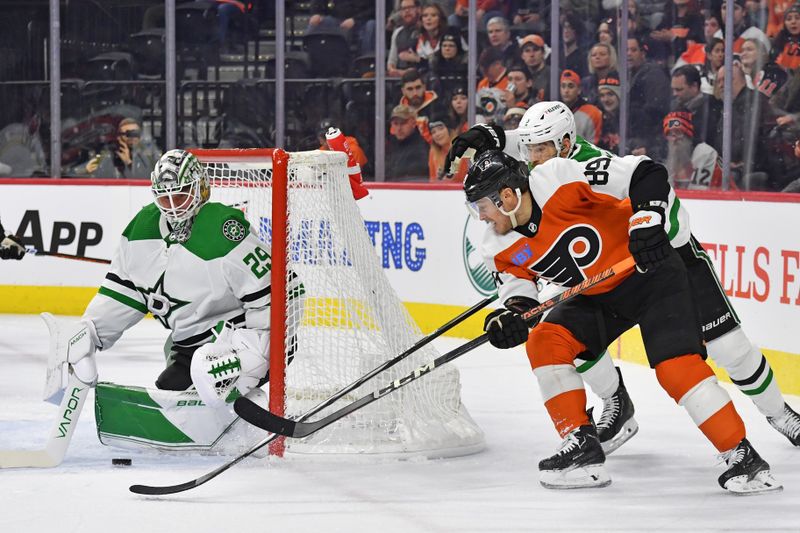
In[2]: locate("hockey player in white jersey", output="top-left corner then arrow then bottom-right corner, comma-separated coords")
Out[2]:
42,149 -> 303,453
444,102 -> 800,458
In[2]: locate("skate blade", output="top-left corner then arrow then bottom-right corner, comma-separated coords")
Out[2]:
540,463 -> 611,490
724,470 -> 784,496
601,418 -> 639,455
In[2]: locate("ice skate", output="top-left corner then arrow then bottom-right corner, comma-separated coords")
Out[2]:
767,403 -> 800,446
718,438 -> 783,495
539,424 -> 611,489
597,367 -> 638,454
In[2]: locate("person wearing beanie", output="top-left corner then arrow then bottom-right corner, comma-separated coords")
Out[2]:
560,69 -> 602,144
772,3 -> 800,70
663,111 -> 723,190
429,29 -> 467,77
427,113 -> 468,182
597,75 -> 621,153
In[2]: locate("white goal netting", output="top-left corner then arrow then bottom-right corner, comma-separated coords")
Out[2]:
199,149 -> 485,458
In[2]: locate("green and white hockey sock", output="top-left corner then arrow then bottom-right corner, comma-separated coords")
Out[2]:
575,351 -> 619,400
707,327 -> 784,418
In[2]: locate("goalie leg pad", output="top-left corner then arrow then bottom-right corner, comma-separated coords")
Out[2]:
95,382 -> 270,455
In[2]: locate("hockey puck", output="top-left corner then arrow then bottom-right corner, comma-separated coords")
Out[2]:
112,458 -> 132,466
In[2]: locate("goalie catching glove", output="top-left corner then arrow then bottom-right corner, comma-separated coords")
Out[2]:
628,206 -> 671,273
443,124 -> 506,176
483,296 -> 540,349
190,326 -> 269,407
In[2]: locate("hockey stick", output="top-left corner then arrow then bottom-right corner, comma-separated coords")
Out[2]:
128,294 -> 497,495
0,372 -> 91,468
30,249 -> 112,264
234,256 -> 636,439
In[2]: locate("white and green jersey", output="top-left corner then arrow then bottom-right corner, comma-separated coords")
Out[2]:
568,136 -> 691,248
84,202 -> 293,352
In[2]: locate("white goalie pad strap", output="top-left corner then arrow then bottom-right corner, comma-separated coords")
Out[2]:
533,364 -> 585,403
42,313 -> 99,404
678,375 -> 732,426
190,327 -> 268,408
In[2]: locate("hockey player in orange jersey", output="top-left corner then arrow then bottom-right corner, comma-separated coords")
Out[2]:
463,148 -> 782,494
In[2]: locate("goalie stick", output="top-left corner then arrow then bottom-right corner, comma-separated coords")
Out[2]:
30,249 -> 112,264
128,294 -> 497,495
234,256 -> 636,439
0,372 -> 91,468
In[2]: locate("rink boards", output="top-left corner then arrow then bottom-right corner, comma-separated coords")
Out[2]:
0,181 -> 798,394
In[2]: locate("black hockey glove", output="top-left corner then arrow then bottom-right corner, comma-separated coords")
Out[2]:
628,208 -> 670,272
443,124 -> 506,177
0,233 -> 25,260
483,296 -> 540,349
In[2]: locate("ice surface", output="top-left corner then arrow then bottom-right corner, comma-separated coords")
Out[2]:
1,314 -> 798,532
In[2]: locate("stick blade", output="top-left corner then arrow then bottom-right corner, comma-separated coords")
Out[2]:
130,480 -> 199,496
234,397 -> 297,436
0,449 -> 60,469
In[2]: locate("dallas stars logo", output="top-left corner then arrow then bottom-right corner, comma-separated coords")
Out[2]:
137,272 -> 189,328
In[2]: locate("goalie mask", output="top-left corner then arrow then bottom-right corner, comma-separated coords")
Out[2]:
463,150 -> 529,227
151,149 -> 210,224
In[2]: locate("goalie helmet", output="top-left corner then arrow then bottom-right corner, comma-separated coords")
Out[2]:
515,101 -> 576,163
151,149 -> 210,224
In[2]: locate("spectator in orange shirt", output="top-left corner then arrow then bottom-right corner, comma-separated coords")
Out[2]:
772,4 -> 800,70
478,47 -> 511,91
559,69 -> 602,144
428,115 -> 468,182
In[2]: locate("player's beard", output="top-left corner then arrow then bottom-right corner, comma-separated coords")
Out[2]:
665,136 -> 694,186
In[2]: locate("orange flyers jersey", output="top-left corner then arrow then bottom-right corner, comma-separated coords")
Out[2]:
481,157 -> 639,303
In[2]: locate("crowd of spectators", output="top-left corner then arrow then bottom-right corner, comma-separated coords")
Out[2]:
378,0 -> 800,192
3,1 -> 800,192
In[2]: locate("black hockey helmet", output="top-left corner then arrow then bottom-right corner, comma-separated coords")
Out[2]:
463,149 -> 529,203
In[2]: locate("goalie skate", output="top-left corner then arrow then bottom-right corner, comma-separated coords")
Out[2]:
538,424 -> 611,489
597,367 -> 638,455
766,402 -> 800,446
718,438 -> 783,496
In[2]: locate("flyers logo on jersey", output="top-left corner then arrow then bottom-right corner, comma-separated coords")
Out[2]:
529,225 -> 601,287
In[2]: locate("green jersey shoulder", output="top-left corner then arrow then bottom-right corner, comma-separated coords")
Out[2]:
122,202 -> 252,260
570,136 -> 614,163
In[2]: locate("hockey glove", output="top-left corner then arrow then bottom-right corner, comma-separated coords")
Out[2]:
628,209 -> 671,272
0,233 -> 25,260
443,124 -> 506,176
483,296 -> 540,349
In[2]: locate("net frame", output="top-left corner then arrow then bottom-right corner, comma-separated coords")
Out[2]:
190,148 -> 485,459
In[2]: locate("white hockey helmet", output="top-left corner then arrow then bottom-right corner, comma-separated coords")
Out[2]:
515,101 -> 576,163
151,149 -> 210,224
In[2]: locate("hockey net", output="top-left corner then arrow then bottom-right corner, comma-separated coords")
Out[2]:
192,148 -> 485,458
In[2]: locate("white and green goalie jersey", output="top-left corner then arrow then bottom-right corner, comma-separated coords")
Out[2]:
83,202 -> 293,352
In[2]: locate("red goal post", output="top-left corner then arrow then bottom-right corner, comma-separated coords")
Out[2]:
190,148 -> 485,459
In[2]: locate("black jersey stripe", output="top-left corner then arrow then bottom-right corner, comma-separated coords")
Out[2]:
730,354 -> 767,386
241,286 -> 271,303
173,314 -> 247,347
105,272 -> 137,292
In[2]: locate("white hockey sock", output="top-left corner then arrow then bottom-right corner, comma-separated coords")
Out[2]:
707,327 -> 784,418
576,351 -> 619,400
